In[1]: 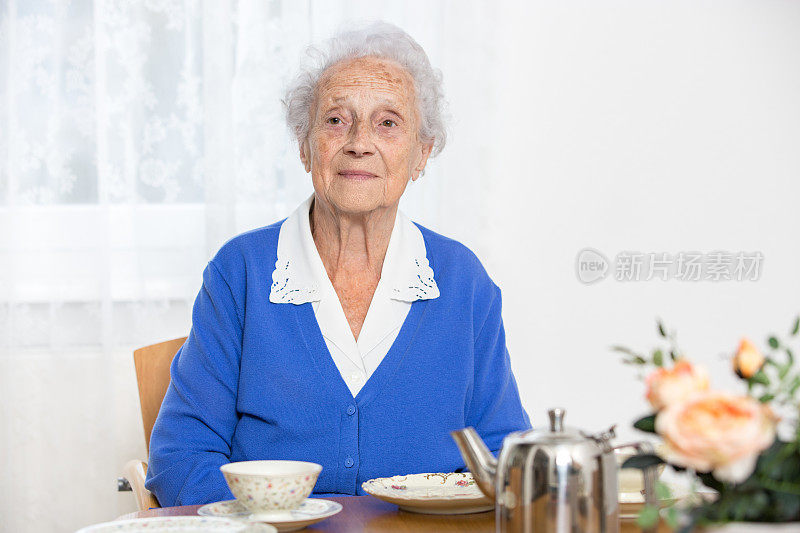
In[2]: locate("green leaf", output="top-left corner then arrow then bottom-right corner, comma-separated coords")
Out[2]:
655,480 -> 672,500
785,348 -> 795,367
697,472 -> 725,493
769,336 -> 780,349
771,490 -> 800,521
611,346 -> 645,363
633,414 -> 657,433
653,349 -> 664,367
669,350 -> 678,361
665,507 -> 680,529
788,376 -> 800,396
744,491 -> 770,521
750,369 -> 770,386
621,454 -> 665,470
791,316 -> 799,336
657,320 -> 667,338
637,505 -> 660,529
758,393 -> 775,403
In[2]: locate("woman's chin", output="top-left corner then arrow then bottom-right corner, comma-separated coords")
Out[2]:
323,183 -> 390,214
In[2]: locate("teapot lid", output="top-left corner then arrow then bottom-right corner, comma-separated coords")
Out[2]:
541,407 -> 584,443
520,408 -> 614,450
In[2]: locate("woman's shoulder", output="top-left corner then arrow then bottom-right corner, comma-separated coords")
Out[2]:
207,218 -> 286,278
413,222 -> 499,298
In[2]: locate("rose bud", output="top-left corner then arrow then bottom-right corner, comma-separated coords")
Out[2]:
733,338 -> 765,379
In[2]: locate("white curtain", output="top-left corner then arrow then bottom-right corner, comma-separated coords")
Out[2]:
0,1 -> 498,531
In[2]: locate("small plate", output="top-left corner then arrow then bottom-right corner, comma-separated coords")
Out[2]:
361,472 -> 494,514
76,516 -> 277,532
198,498 -> 342,532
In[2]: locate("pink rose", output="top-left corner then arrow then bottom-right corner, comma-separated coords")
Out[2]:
645,359 -> 709,410
656,391 -> 776,483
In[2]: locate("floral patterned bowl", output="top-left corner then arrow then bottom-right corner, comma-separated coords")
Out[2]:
220,460 -> 322,513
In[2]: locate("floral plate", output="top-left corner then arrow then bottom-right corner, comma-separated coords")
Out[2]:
361,472 -> 494,514
198,498 -> 342,532
76,516 -> 277,532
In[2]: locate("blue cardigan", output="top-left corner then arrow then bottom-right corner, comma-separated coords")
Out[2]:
145,218 -> 531,507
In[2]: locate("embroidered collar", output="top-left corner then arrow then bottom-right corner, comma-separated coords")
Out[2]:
269,194 -> 439,305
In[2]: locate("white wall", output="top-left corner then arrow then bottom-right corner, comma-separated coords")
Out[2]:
432,0 -> 800,439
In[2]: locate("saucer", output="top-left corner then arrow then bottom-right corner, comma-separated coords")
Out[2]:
77,516 -> 277,532
198,498 -> 342,532
361,472 -> 494,514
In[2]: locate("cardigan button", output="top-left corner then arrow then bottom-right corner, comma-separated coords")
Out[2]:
344,457 -> 354,468
347,405 -> 356,416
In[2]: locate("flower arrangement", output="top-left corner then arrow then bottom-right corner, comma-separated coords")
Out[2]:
615,317 -> 800,531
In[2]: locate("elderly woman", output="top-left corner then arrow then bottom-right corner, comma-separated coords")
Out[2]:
145,21 -> 530,506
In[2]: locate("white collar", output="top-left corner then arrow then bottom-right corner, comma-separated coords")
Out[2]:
269,194 -> 439,305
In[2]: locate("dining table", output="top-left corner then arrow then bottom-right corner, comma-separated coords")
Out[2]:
117,495 -> 671,532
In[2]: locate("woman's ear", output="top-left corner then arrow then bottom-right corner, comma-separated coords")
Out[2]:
411,141 -> 434,181
299,140 -> 311,173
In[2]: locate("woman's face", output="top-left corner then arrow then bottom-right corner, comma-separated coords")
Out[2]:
301,56 -> 433,215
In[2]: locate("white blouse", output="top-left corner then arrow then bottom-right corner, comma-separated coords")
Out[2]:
269,194 -> 440,396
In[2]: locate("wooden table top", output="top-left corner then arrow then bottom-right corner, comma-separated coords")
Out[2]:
117,495 -> 669,532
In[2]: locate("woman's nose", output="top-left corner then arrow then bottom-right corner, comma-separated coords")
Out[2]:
343,121 -> 375,157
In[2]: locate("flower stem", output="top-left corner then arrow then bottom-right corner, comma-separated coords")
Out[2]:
756,477 -> 800,496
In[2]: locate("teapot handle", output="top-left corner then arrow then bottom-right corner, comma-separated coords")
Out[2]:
613,441 -> 658,533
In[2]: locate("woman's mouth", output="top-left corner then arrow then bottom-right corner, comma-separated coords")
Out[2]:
338,170 -> 378,180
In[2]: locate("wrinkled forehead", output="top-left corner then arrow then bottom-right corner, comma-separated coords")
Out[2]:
314,56 -> 418,112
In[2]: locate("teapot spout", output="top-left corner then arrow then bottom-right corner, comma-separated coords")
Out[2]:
451,427 -> 497,501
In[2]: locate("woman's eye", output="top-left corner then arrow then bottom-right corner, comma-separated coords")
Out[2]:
381,119 -> 396,127
327,117 -> 341,125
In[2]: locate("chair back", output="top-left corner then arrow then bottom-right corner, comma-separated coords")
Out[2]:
133,337 -> 187,453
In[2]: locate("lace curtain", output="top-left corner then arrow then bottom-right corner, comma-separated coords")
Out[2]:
0,0 -> 313,351
0,1 -> 499,531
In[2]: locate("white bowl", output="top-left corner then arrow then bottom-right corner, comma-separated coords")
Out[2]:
220,460 -> 322,513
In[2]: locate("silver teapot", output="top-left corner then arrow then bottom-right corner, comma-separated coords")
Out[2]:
452,408 -> 657,533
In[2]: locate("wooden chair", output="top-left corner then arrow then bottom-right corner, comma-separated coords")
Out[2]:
120,337 -> 187,510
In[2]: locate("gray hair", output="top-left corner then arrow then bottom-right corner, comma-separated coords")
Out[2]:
283,21 -> 447,157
